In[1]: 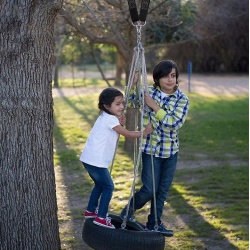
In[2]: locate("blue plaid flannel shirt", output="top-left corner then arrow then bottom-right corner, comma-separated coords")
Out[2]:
128,86 -> 189,158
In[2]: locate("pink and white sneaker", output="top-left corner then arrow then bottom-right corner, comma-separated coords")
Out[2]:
84,210 -> 98,218
93,217 -> 115,229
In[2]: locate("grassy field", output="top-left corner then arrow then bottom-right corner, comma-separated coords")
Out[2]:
53,91 -> 248,250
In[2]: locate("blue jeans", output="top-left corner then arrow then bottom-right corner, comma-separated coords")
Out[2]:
132,152 -> 178,226
82,162 -> 114,218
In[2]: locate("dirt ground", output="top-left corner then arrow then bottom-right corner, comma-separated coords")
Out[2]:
54,73 -> 249,250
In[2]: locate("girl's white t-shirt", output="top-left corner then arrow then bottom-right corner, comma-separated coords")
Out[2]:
80,111 -> 120,168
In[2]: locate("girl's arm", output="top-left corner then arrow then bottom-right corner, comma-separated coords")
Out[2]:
113,123 -> 153,138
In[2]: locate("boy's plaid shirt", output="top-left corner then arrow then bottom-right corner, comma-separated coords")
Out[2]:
128,86 -> 189,158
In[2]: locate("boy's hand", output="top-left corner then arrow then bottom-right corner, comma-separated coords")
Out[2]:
144,94 -> 161,112
131,71 -> 139,89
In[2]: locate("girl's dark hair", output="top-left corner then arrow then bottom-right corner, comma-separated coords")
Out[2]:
98,87 -> 123,114
153,60 -> 179,90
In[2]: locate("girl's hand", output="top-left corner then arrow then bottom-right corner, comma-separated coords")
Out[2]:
118,114 -> 126,126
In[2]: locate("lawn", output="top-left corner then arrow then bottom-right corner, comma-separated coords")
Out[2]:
53,91 -> 248,250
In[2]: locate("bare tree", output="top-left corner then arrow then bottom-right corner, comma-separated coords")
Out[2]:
166,0 -> 249,72
0,1 -> 62,249
194,0 -> 249,72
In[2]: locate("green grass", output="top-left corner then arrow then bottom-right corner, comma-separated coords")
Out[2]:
179,94 -> 249,161
53,92 -> 249,249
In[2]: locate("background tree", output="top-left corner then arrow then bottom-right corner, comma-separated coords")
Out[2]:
0,1 -> 62,249
54,16 -> 67,88
59,0 -> 196,84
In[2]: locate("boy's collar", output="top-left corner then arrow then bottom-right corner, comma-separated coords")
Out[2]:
155,86 -> 178,97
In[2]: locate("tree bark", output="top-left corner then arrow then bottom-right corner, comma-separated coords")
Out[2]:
0,1 -> 62,249
124,108 -> 141,152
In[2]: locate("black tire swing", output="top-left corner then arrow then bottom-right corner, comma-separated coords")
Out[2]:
82,1 -> 166,249
83,215 -> 165,250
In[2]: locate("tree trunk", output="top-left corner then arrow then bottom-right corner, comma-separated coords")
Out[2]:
114,51 -> 124,86
124,108 -> 141,153
0,1 -> 62,249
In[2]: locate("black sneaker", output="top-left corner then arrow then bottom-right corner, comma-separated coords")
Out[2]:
120,206 -> 135,221
146,223 -> 174,237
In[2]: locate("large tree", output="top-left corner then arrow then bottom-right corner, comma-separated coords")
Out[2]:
0,1 -> 62,249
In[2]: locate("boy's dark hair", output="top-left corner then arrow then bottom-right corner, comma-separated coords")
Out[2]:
98,87 -> 123,114
153,60 -> 179,90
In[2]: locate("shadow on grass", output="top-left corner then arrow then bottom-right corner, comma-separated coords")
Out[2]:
170,186 -> 239,249
168,165 -> 248,249
56,92 -> 99,125
54,116 -> 92,249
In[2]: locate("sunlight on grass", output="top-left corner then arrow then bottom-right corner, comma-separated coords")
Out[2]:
170,165 -> 249,249
54,165 -> 77,250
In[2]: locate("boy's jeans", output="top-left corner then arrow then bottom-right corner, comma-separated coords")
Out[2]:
82,162 -> 114,218
133,152 -> 178,226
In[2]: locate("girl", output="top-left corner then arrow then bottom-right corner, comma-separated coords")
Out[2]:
80,87 -> 153,229
120,60 -> 189,236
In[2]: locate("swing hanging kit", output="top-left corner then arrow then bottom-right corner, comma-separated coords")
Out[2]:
120,0 -> 161,231
127,0 -> 150,24
125,0 -> 151,109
